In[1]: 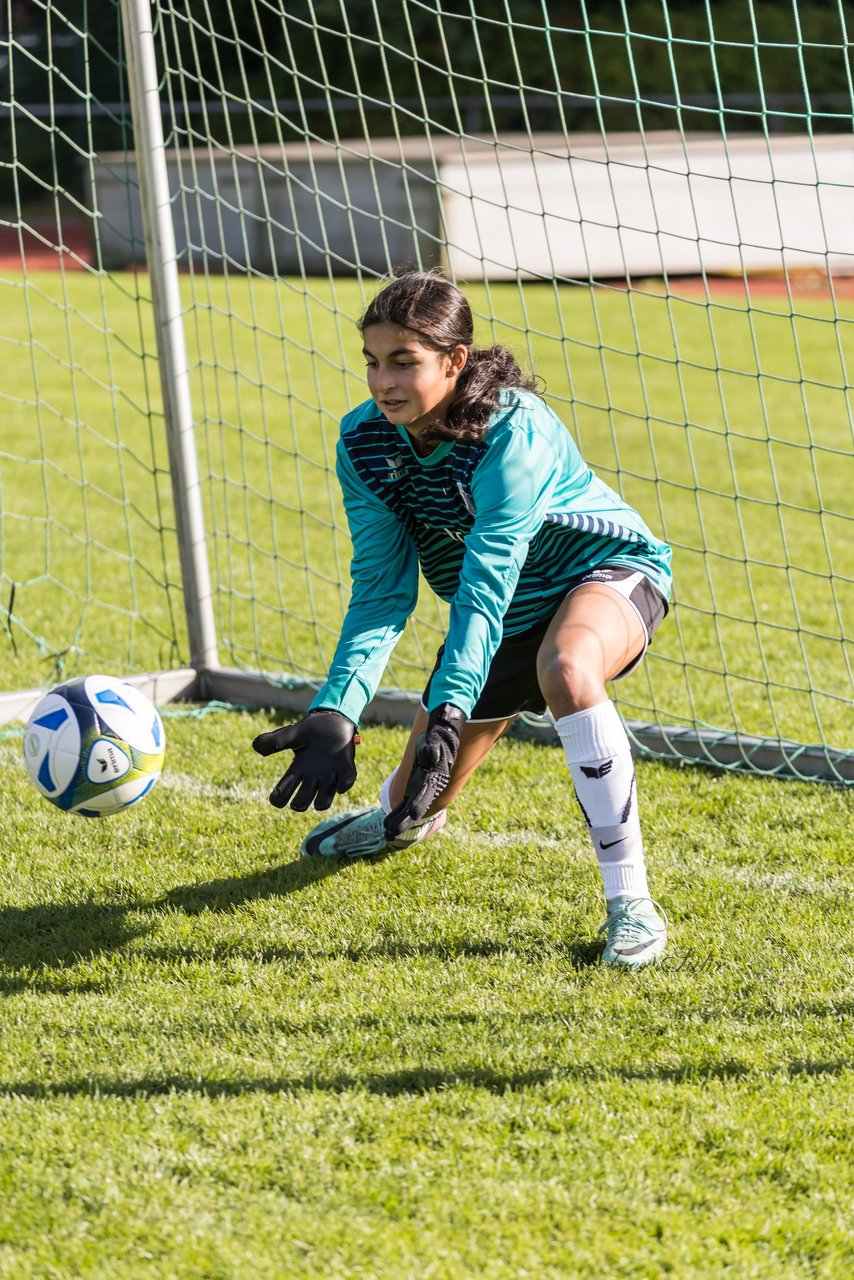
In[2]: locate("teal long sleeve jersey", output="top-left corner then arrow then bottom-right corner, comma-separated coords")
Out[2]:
310,390 -> 672,724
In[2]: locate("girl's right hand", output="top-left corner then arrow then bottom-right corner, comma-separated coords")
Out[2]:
252,709 -> 359,812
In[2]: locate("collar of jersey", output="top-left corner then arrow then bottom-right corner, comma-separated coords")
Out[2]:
394,424 -> 455,466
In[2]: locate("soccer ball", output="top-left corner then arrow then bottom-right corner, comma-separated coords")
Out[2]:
22,675 -> 166,818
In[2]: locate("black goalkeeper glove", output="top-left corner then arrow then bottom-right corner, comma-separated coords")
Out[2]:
252,708 -> 360,812
384,703 -> 466,838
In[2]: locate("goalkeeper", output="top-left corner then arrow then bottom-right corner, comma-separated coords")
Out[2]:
254,270 -> 672,968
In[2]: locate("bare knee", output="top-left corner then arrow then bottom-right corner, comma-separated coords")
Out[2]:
537,651 -> 605,717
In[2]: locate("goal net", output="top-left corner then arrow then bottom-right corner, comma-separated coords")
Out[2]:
1,0 -> 851,784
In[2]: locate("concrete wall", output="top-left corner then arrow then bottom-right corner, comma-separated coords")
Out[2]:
91,137 -> 451,274
90,131 -> 854,278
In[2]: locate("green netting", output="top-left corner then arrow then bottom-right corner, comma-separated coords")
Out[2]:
0,0 -> 185,688
0,1 -> 851,783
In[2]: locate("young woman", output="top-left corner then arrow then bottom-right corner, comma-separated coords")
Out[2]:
253,271 -> 672,968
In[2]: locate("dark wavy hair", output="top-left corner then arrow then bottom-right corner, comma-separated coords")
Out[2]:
358,269 -> 540,444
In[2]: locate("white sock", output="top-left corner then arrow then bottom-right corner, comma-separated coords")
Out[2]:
379,767 -> 446,829
379,768 -> 398,815
555,701 -> 650,902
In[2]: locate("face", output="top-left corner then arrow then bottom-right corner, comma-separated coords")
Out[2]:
362,323 -> 468,437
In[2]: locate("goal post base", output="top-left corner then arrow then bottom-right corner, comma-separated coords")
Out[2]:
196,668 -> 854,786
507,712 -> 854,785
192,666 -> 421,726
0,669 -> 198,729
4,666 -> 850,786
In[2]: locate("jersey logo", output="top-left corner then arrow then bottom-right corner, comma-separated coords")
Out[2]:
443,528 -> 466,543
385,454 -> 406,482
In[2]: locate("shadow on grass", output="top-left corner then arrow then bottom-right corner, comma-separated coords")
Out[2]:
0,857 -> 354,991
140,936 -> 603,969
157,854 -> 348,915
0,1058 -> 848,1100
0,900 -> 148,991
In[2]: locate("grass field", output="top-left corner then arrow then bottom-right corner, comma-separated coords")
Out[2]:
0,705 -> 852,1279
1,267 -> 852,1276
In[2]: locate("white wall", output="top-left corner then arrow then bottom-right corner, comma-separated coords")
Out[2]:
90,132 -> 854,279
443,133 -> 854,279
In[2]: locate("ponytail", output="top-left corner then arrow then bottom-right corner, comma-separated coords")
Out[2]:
429,344 -> 539,445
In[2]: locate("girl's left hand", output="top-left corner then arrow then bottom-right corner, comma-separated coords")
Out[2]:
384,703 -> 465,837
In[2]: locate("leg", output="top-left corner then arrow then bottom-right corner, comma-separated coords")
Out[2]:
302,710 -> 514,861
538,582 -> 666,965
387,709 -> 515,813
536,581 -> 645,715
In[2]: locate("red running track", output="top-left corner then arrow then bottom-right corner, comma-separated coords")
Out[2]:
3,217 -> 854,297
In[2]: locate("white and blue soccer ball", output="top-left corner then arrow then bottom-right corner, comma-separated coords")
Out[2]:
22,675 -> 166,818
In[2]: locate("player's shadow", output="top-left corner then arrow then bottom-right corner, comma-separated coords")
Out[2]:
0,899 -> 148,993
0,856 -> 352,990
141,935 -> 602,970
157,852 -> 352,916
0,857 -> 600,991
154,859 -> 604,968
0,1055 -> 848,1100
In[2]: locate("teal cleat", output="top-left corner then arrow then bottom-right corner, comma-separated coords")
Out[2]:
599,896 -> 668,968
300,805 -> 446,861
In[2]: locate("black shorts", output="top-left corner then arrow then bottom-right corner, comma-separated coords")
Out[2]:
422,565 -> 669,722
